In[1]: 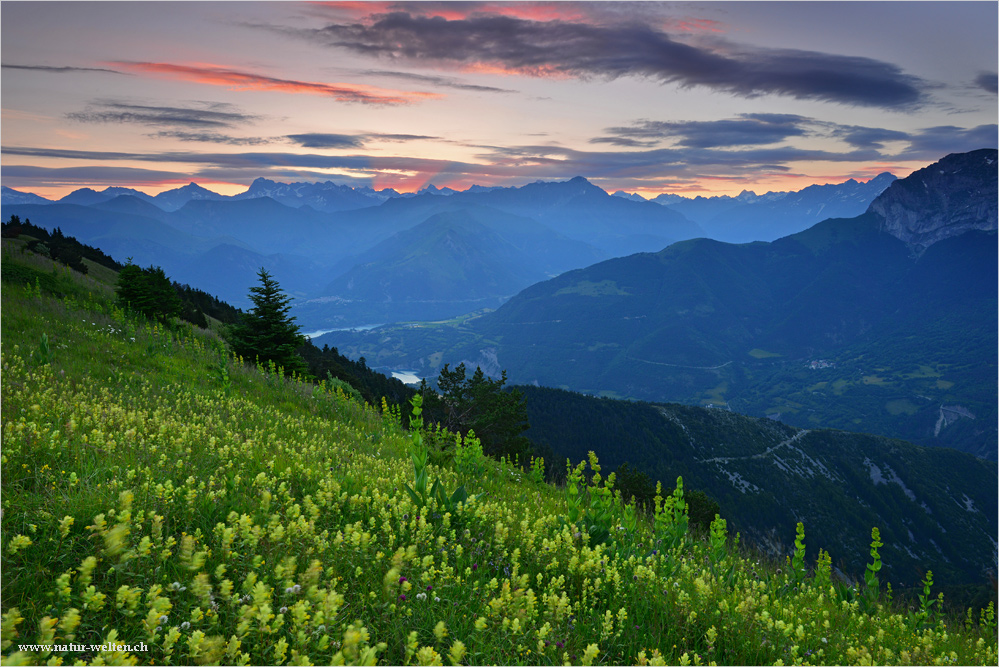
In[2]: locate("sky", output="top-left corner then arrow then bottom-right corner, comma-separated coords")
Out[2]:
1,1 -> 996,199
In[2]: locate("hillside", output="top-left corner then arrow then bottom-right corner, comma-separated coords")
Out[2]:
3,231 -> 997,666
304,209 -> 602,326
322,150 -> 998,459
518,386 -> 997,588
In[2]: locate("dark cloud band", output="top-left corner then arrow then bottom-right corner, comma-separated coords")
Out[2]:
307,12 -> 925,108
599,115 -> 811,149
4,123 -> 993,189
150,131 -> 271,146
975,72 -> 998,94
1,63 -> 125,75
286,133 -> 366,149
68,102 -> 259,129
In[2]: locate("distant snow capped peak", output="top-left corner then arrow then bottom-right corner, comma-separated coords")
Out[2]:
650,193 -> 690,205
177,182 -> 221,198
612,191 -> 647,202
233,177 -> 387,212
734,189 -> 761,202
1,186 -> 53,206
464,184 -> 501,194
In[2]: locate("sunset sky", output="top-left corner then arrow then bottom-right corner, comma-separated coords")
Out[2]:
2,1 -> 996,199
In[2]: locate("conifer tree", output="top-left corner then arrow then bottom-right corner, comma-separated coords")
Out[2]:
115,260 -> 181,324
422,362 -> 532,462
229,268 -> 308,376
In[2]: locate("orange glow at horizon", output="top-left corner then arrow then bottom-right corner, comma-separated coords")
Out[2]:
14,164 -> 923,201
370,162 -> 446,192
110,61 -> 444,105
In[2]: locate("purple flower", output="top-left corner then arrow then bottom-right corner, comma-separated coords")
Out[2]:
399,594 -> 406,601
472,563 -> 478,571
399,576 -> 407,583
556,641 -> 564,649
426,585 -> 433,591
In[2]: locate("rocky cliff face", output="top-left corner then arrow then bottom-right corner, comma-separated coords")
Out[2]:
869,148 -> 997,254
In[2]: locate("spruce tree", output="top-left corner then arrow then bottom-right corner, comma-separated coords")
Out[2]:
115,260 -> 181,324
229,268 -> 308,376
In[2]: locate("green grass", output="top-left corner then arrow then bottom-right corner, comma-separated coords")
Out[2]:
554,280 -> 629,297
1,255 -> 997,666
885,399 -> 920,416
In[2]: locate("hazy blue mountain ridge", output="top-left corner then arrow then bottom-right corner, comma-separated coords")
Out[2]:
1,186 -> 56,206
643,172 -> 897,243
319,150 -> 997,459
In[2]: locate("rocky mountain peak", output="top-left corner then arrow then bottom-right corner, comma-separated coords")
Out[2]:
869,148 -> 997,254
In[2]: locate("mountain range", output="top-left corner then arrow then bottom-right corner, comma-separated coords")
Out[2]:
318,149 -> 998,460
1,171 -> 893,324
644,172 -> 898,243
1,177 -> 694,314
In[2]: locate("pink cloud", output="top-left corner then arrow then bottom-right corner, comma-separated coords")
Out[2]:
109,61 -> 443,105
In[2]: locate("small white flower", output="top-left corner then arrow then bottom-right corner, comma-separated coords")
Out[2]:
416,593 -> 427,601
434,597 -> 441,602
180,621 -> 191,630
279,606 -> 288,614
158,615 -> 169,625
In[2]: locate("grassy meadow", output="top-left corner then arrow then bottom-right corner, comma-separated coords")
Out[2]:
1,245 -> 997,665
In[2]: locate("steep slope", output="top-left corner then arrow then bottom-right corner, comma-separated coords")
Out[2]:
297,209 -> 606,326
321,215 -> 532,322
519,385 -> 997,587
166,197 -> 344,258
871,148 -> 998,253
92,194 -> 173,222
4,238 -> 995,666
326,212 -> 579,300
